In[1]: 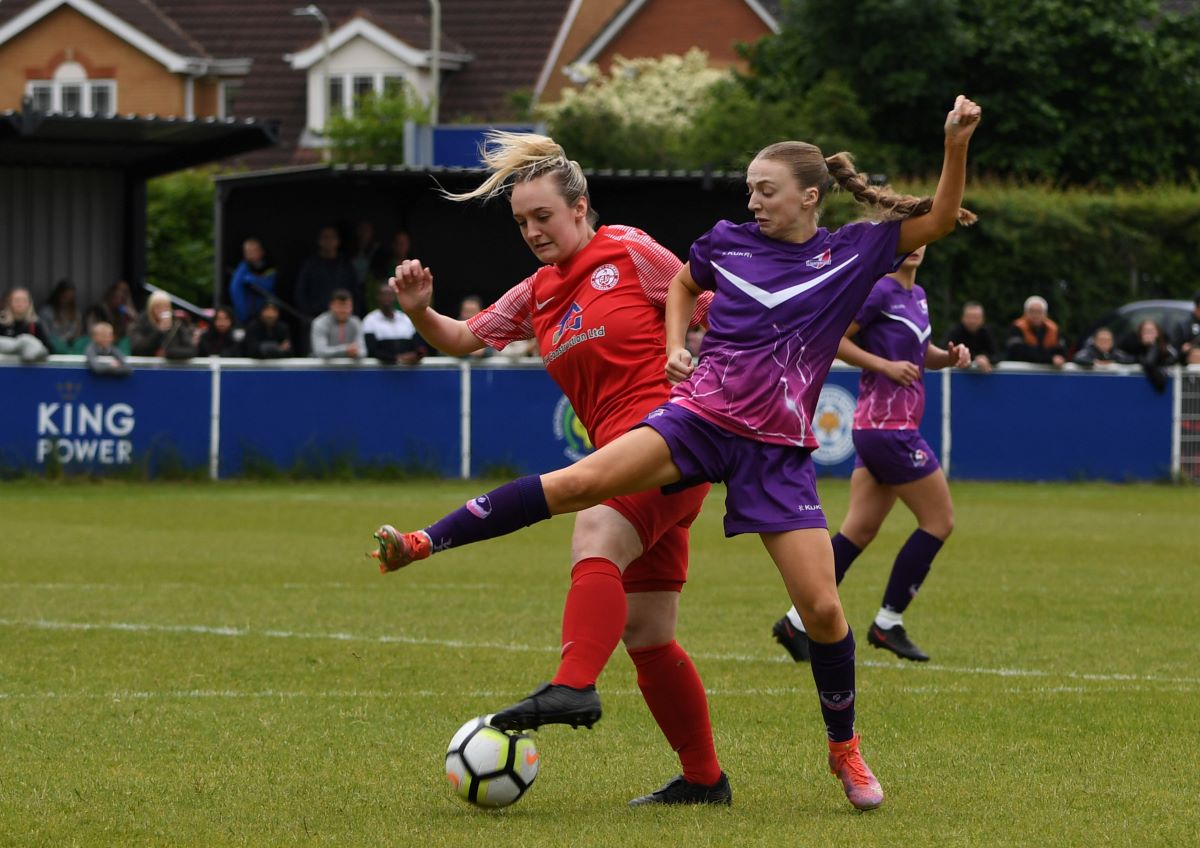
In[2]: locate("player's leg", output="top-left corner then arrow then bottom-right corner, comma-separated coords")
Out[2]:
620,508 -> 727,806
867,465 -> 953,662
775,466 -> 897,661
372,425 -> 681,571
489,503 -> 642,732
760,528 -> 883,811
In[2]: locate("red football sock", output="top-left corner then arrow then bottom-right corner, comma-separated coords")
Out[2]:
628,640 -> 722,786
551,558 -> 626,689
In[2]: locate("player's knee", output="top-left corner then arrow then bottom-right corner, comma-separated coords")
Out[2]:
548,468 -> 605,512
923,510 -> 954,540
797,592 -> 843,632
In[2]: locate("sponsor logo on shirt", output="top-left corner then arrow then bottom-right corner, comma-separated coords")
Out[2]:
590,263 -> 620,291
721,250 -> 753,258
551,302 -> 584,345
805,248 -> 832,269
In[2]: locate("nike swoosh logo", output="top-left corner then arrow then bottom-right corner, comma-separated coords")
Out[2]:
711,254 -> 860,309
880,310 -> 931,342
535,296 -> 556,310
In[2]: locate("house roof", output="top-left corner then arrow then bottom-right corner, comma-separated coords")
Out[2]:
287,12 -> 471,72
0,0 -> 226,69
152,0 -> 574,165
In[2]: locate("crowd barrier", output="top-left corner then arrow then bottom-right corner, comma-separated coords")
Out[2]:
1,356 -> 1194,482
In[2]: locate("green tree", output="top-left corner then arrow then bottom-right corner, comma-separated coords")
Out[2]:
748,0 -> 1200,184
145,168 -> 215,306
326,86 -> 429,165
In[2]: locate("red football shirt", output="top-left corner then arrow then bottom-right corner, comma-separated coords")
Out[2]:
467,225 -> 712,448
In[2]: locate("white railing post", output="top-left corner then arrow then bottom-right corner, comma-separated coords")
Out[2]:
1170,365 -> 1182,480
941,366 -> 952,478
209,358 -> 221,481
459,357 -> 471,479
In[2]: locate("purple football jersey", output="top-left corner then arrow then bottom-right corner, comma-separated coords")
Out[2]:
852,277 -> 931,430
671,219 -> 903,447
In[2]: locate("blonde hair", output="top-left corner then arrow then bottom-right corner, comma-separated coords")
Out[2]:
445,131 -> 598,227
755,142 -> 977,226
1,287 -> 37,323
147,291 -> 172,314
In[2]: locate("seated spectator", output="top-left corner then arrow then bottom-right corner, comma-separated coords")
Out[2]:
944,301 -> 997,372
229,237 -> 277,324
84,321 -> 131,376
40,279 -> 84,353
310,289 -> 365,359
295,225 -> 360,319
244,300 -> 292,359
130,291 -> 197,360
85,279 -> 138,345
362,283 -> 426,364
0,287 -> 51,361
1073,327 -> 1134,368
371,228 -> 414,283
458,295 -> 491,359
1177,291 -> 1200,365
1120,318 -> 1179,393
197,305 -> 244,357
1006,296 -> 1067,367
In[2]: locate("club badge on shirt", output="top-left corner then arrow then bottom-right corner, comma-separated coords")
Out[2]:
591,263 -> 619,291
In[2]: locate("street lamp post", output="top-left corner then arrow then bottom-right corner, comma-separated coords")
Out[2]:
428,0 -> 440,126
292,5 -> 331,139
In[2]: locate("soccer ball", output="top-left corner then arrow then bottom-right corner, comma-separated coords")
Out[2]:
445,715 -> 539,808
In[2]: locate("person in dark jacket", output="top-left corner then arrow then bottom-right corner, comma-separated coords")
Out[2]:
197,305 -> 244,357
294,225 -> 359,318
229,237 -> 277,323
1005,295 -> 1067,367
1073,327 -> 1134,368
129,291 -> 197,360
40,279 -> 84,353
944,301 -> 997,372
243,300 -> 293,359
1120,319 -> 1178,393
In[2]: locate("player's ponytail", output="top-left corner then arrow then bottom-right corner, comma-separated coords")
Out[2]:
756,142 -> 976,226
444,131 -> 598,227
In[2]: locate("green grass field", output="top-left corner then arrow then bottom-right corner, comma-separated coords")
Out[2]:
2,479 -> 1197,847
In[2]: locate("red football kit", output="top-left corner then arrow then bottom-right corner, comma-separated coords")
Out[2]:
468,224 -> 712,591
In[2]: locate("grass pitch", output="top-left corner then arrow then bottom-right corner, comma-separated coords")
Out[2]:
1,479 -> 1197,847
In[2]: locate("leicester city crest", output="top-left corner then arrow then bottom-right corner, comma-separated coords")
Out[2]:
552,395 -> 594,461
811,384 -> 857,465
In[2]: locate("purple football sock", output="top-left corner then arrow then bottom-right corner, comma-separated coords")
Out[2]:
832,532 -> 863,584
881,528 -> 943,614
809,628 -> 856,743
423,475 -> 550,553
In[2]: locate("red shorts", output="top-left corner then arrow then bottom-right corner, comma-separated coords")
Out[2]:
604,482 -> 712,594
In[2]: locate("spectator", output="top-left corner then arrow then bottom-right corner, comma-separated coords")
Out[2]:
0,287 -> 51,361
1073,327 -> 1133,368
310,289 -> 365,359
371,228 -> 414,282
40,279 -> 84,353
243,300 -> 292,359
197,305 -> 244,357
1177,291 -> 1200,365
229,237 -> 277,324
130,291 -> 197,360
685,325 -> 706,360
362,283 -> 426,364
84,321 -> 131,376
1006,295 -> 1067,367
1120,318 -> 1179,393
944,301 -> 997,372
350,219 -> 382,286
458,295 -> 491,359
85,280 -> 138,344
295,225 -> 359,319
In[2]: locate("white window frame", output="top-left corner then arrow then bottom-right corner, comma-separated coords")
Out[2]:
25,78 -> 117,116
328,71 -> 411,119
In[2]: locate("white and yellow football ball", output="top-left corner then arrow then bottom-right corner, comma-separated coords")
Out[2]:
444,716 -> 539,808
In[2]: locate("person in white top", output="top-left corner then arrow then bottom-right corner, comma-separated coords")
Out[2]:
362,283 -> 425,364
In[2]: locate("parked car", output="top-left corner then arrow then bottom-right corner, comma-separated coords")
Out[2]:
1078,299 -> 1194,350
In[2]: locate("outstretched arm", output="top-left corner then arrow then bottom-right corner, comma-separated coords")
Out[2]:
897,95 -> 982,255
390,259 -> 487,356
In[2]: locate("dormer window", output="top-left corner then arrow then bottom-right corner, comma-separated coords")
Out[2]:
26,60 -> 117,117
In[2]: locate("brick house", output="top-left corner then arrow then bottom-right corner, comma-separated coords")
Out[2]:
1,0 -> 782,167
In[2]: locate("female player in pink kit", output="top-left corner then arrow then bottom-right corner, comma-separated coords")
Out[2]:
772,245 -> 971,666
376,96 -> 982,811
381,132 -> 731,806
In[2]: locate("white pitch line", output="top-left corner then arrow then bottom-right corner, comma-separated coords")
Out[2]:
2,617 -> 1198,689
